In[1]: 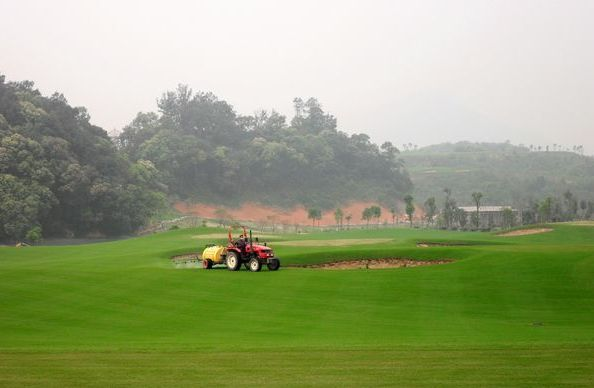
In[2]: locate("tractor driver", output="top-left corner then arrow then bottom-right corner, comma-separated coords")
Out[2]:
236,234 -> 248,252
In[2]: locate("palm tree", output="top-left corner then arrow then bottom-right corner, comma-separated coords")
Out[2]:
334,208 -> 344,230
423,197 -> 437,226
362,208 -> 373,228
345,214 -> 352,230
472,192 -> 483,229
443,188 -> 453,229
389,206 -> 397,225
308,208 -> 321,228
370,206 -> 381,228
404,195 -> 415,227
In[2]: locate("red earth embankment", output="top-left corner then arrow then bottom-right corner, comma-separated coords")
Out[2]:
175,201 -> 425,226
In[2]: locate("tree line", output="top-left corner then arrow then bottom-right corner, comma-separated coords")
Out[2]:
419,189 -> 593,230
315,187 -> 593,232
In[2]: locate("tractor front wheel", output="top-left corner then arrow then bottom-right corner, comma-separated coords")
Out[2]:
202,259 -> 213,269
225,252 -> 241,271
267,259 -> 280,271
248,258 -> 262,272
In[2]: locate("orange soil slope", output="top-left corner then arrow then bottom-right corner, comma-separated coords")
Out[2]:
175,201 -> 423,226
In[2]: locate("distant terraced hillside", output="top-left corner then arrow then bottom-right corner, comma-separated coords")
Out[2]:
402,142 -> 594,207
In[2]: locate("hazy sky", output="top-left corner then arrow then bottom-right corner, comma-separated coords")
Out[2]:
2,0 -> 593,152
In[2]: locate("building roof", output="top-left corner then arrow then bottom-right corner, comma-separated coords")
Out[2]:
459,206 -> 514,212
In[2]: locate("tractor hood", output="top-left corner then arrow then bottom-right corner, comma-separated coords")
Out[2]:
247,243 -> 273,252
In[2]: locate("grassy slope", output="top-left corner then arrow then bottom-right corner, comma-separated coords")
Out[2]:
1,225 -> 593,386
401,144 -> 594,205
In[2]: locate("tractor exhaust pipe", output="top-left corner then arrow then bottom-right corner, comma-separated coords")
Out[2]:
249,229 -> 253,252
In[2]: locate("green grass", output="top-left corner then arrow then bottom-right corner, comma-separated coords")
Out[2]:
1,225 -> 593,386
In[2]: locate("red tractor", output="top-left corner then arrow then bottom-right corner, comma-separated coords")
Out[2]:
201,226 -> 281,272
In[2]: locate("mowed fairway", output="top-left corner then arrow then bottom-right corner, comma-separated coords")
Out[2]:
1,225 -> 593,386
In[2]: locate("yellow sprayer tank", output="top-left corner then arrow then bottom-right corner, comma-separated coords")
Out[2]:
202,245 -> 227,264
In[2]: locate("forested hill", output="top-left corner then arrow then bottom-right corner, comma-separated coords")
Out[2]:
0,76 -> 164,242
402,142 -> 594,207
0,76 -> 411,241
117,85 -> 412,208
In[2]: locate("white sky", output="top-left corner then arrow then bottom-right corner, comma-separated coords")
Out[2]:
1,0 -> 593,153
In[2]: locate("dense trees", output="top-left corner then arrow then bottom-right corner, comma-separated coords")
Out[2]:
0,76 -> 164,242
117,85 -> 412,209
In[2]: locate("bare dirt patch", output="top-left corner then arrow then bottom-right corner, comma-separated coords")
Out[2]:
498,228 -> 553,237
274,238 -> 393,247
303,258 -> 453,270
175,201 -> 427,226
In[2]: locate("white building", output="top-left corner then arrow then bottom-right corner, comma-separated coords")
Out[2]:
458,206 -> 519,228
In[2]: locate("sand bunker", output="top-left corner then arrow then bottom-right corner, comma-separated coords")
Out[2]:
304,258 -> 453,270
417,242 -> 469,248
170,253 -> 452,271
562,221 -> 594,227
498,228 -> 553,237
274,238 -> 393,247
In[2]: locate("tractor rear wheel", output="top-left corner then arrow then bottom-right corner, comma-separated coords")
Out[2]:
225,252 -> 241,271
248,258 -> 261,272
202,259 -> 213,269
267,259 -> 280,271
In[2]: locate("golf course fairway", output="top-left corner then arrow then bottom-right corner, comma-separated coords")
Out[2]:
1,225 -> 593,386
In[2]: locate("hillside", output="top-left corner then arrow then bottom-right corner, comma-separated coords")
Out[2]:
117,86 -> 412,209
402,142 -> 594,207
